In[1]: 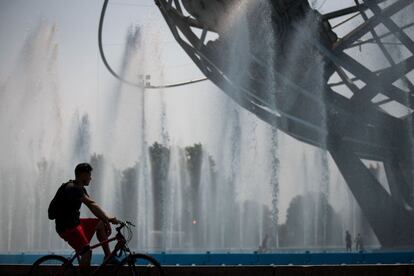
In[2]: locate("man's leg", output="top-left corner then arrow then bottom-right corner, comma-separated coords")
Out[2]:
80,218 -> 112,259
59,225 -> 92,275
79,248 -> 92,276
95,220 -> 111,258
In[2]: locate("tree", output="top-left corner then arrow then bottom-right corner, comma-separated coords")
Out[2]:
282,192 -> 342,248
149,142 -> 170,231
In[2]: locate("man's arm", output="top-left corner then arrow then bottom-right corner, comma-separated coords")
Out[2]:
81,195 -> 118,224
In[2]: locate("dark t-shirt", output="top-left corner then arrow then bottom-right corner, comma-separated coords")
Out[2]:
51,180 -> 88,234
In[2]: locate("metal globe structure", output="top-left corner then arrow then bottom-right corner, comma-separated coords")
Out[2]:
153,0 -> 414,248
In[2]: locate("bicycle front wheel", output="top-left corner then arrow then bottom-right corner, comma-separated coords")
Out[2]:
114,253 -> 164,276
29,254 -> 77,276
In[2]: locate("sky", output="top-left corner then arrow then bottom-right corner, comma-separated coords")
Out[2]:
0,0 -> 365,127
0,0 -> 224,147
0,0 -> 356,143
0,0 -> 355,92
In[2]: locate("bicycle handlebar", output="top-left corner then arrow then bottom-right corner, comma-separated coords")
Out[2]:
115,220 -> 135,232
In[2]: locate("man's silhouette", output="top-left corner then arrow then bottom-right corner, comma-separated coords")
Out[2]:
48,163 -> 119,273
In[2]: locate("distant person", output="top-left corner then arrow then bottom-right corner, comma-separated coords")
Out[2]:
345,230 -> 352,252
258,234 -> 269,253
359,234 -> 365,251
48,163 -> 120,274
355,233 -> 364,251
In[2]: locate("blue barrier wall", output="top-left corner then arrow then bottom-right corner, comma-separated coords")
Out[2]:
1,251 -> 414,265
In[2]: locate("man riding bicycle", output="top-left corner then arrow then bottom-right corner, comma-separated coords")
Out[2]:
48,163 -> 120,271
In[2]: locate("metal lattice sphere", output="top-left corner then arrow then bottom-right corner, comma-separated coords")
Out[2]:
155,0 -> 414,248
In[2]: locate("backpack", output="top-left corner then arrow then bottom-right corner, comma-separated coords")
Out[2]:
48,183 -> 67,220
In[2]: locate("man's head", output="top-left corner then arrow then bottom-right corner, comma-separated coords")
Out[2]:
74,163 -> 93,186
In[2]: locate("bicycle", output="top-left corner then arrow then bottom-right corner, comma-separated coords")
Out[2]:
29,221 -> 164,276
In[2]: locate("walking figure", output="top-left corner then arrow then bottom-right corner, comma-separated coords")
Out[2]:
355,233 -> 364,251
345,230 -> 352,252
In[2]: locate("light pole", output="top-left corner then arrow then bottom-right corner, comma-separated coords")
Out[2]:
138,74 -> 151,87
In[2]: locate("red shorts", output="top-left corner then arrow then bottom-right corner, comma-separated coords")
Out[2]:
59,218 -> 100,253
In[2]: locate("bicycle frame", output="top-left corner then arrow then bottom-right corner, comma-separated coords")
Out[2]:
67,223 -> 129,268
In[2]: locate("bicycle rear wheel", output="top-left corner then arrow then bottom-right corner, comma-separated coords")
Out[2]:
29,254 -> 77,276
114,253 -> 164,276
